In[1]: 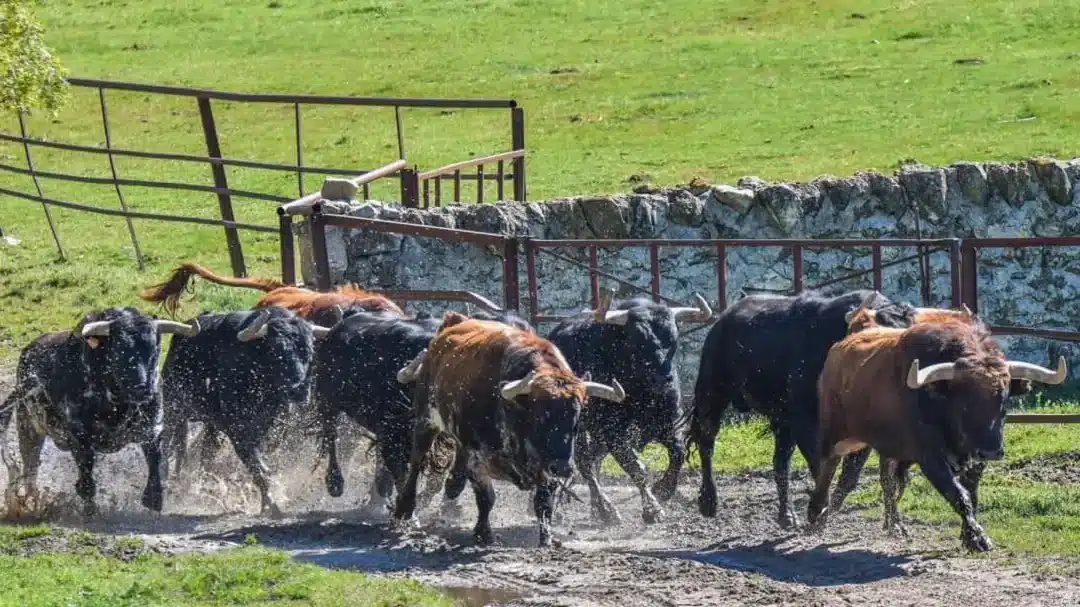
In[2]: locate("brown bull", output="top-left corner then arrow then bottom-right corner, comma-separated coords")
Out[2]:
139,261 -> 404,320
808,319 -> 1066,551
392,312 -> 625,548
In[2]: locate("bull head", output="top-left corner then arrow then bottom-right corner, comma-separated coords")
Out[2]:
592,288 -> 712,325
81,318 -> 200,340
237,312 -> 329,342
844,292 -> 880,325
499,370 -> 627,403
906,356 -> 1068,389
396,349 -> 426,383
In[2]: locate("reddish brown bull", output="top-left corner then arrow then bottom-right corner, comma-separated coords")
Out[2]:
138,261 -> 403,320
392,312 -> 625,547
808,319 -> 1066,551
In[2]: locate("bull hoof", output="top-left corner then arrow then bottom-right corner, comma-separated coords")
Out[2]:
473,526 -> 494,546
262,503 -> 284,520
884,521 -> 909,539
652,480 -> 678,503
81,500 -> 99,519
538,535 -> 562,549
962,526 -> 993,552
778,510 -> 799,530
697,491 -> 718,518
438,499 -> 464,521
325,473 -> 344,498
140,489 -> 163,513
592,500 -> 622,526
642,506 -> 664,525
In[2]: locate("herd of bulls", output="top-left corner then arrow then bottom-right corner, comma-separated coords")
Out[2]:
0,261 -> 1068,553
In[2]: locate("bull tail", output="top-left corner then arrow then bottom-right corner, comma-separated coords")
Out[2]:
138,262 -> 286,317
0,386 -> 22,436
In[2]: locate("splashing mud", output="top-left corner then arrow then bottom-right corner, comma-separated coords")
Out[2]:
2,366 -> 1079,606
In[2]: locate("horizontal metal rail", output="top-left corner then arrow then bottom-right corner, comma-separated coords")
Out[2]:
280,159 -> 407,215
372,289 -> 503,313
1,185 -> 277,232
67,77 -> 518,108
0,161 -> 290,203
528,237 -> 959,248
1005,413 -> 1080,423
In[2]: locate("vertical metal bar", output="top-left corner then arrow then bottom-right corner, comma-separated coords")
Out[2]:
362,182 -> 370,200
961,242 -> 978,314
435,176 -> 442,207
454,170 -> 462,202
716,244 -> 727,310
649,244 -> 661,302
17,111 -> 64,260
423,178 -> 430,208
922,248 -> 934,306
400,167 -> 419,208
394,106 -> 405,160
511,107 -> 526,201
588,245 -> 600,309
949,239 -> 962,308
871,243 -> 883,292
308,205 -> 331,292
294,103 -> 304,197
497,160 -> 505,201
197,96 -> 246,277
277,211 -> 296,285
792,245 -> 804,294
98,88 -> 144,270
526,239 -> 539,326
477,165 -> 485,203
502,237 -> 520,311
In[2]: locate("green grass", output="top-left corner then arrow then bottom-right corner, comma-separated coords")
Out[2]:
0,525 -> 453,607
3,0 -> 1080,360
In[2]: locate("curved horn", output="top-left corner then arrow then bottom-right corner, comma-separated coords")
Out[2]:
960,303 -> 973,318
1008,356 -> 1068,385
237,312 -> 270,342
154,318 -> 200,337
671,293 -> 714,323
311,325 -> 331,339
584,377 -> 626,403
845,292 -> 879,324
906,359 -> 957,389
81,320 -> 113,338
500,369 -> 538,401
396,349 -> 427,384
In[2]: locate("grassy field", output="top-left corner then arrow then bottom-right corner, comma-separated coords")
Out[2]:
3,0 -> 1080,359
0,526 -> 452,607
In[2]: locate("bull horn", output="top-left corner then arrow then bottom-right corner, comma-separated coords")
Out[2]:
237,312 -> 270,342
584,377 -> 626,403
593,290 -> 631,326
500,370 -> 538,401
906,359 -> 957,389
154,318 -> 200,337
960,303 -> 973,318
311,325 -> 331,339
81,320 -> 113,338
845,293 -> 879,324
396,349 -> 427,384
1008,356 -> 1068,385
671,293 -> 714,323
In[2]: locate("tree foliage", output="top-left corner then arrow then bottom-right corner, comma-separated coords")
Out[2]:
0,0 -> 66,115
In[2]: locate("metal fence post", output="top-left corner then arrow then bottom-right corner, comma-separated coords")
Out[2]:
17,111 -> 65,260
525,238 -> 538,325
308,204 -> 331,292
503,237 -> 520,311
98,88 -> 145,270
277,208 -> 296,285
960,240 -> 978,314
511,106 -> 526,202
400,166 -> 420,208
197,96 -> 247,278
949,239 -> 962,308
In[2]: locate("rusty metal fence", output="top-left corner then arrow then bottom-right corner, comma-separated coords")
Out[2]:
3,77 -> 526,278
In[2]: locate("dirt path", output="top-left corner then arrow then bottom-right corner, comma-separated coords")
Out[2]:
2,366 -> 1078,606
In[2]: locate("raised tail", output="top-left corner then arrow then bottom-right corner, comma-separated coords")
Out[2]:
138,261 -> 286,317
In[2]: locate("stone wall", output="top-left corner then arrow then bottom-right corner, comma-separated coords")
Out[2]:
297,157 -> 1080,394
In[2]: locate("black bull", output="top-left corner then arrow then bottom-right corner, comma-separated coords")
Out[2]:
311,308 -> 533,515
161,307 -> 326,517
691,289 -> 919,528
0,307 -> 198,517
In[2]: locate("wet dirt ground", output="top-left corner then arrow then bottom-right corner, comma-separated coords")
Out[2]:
2,367 -> 1079,606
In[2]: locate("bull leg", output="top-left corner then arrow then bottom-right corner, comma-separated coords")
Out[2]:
72,443 -> 98,518
806,453 -> 842,531
8,411 -> 45,518
609,443 -> 663,524
230,438 -> 281,518
692,405 -> 723,518
574,430 -> 621,525
829,447 -> 872,514
469,469 -> 497,546
534,480 -> 560,548
390,421 -> 439,526
653,433 -> 687,504
881,459 -> 913,538
321,416 -> 345,498
918,455 -> 991,552
360,465 -> 394,518
438,453 -> 470,521
139,435 -> 165,513
772,424 -> 800,529
957,461 -> 988,549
